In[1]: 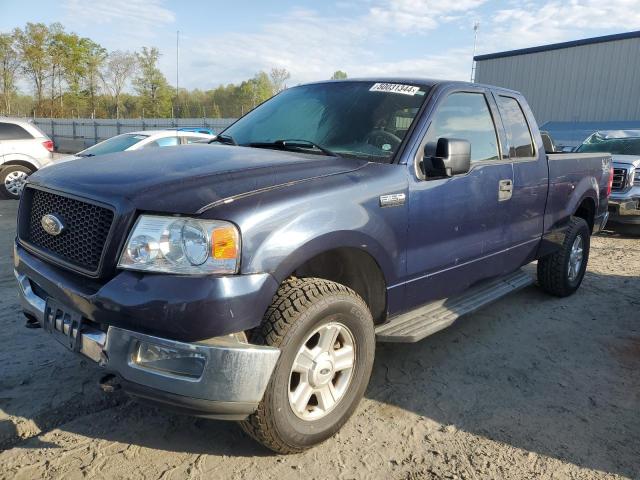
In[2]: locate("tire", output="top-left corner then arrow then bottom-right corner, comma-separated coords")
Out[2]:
240,277 -> 375,454
537,216 -> 590,297
0,165 -> 33,200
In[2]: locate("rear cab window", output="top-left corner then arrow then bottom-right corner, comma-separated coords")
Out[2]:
0,123 -> 34,140
495,95 -> 535,159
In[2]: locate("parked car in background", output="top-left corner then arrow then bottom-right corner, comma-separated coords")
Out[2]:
0,118 -> 54,199
60,130 -> 216,162
15,79 -> 611,454
576,130 -> 640,234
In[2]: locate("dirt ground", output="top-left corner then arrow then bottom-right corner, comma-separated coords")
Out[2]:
0,199 -> 638,480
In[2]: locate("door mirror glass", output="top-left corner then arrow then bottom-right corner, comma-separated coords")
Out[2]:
424,138 -> 471,177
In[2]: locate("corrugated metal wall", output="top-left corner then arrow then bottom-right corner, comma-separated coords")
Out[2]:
475,36 -> 640,125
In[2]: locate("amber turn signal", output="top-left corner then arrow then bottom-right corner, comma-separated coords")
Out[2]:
212,226 -> 239,260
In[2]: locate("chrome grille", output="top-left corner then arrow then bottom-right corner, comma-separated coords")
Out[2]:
612,167 -> 627,191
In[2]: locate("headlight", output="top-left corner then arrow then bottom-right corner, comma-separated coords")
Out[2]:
118,215 -> 240,274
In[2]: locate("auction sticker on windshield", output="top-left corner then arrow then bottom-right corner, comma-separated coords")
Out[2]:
369,83 -> 421,96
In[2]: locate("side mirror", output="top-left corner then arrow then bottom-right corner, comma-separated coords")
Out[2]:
425,138 -> 471,177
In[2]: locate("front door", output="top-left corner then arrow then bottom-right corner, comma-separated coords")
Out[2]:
404,88 -> 514,310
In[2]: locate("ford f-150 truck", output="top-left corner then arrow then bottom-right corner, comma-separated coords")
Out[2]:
576,130 -> 640,234
14,79 -> 612,454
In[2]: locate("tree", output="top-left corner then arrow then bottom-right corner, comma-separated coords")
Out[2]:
133,47 -> 171,117
14,23 -> 49,112
270,67 -> 290,93
0,33 -> 20,115
331,70 -> 348,80
102,50 -> 137,118
82,39 -> 107,115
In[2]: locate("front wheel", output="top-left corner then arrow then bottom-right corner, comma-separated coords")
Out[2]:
537,216 -> 590,297
0,165 -> 33,199
240,277 -> 375,454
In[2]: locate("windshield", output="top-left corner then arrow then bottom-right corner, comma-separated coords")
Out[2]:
222,81 -> 430,162
79,133 -> 149,156
576,136 -> 640,156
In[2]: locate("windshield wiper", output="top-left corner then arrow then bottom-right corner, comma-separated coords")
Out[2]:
211,133 -> 237,146
247,139 -> 338,157
77,153 -> 95,157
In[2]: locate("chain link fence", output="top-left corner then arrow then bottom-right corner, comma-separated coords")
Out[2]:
32,118 -> 237,153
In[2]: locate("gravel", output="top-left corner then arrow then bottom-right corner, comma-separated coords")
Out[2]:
0,199 -> 638,479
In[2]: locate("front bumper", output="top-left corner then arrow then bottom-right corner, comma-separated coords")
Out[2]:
15,269 -> 280,420
608,192 -> 640,224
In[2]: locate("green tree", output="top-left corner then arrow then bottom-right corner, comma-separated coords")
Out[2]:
133,47 -> 172,117
331,70 -> 348,80
0,32 -> 20,115
14,23 -> 49,112
82,38 -> 107,115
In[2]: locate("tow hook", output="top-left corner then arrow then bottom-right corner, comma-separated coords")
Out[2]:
24,313 -> 41,329
99,374 -> 121,393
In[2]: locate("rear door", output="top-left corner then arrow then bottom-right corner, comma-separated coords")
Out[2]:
493,93 -> 549,269
404,87 -> 514,310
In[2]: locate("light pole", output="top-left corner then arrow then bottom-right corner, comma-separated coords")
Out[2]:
470,21 -> 480,82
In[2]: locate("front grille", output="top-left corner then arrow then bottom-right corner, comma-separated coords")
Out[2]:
612,167 -> 627,191
20,188 -> 114,274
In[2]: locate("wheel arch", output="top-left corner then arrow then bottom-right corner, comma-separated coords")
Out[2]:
574,195 -> 596,232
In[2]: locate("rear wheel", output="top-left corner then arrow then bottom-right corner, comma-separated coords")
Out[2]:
0,165 -> 33,199
537,216 -> 590,297
240,277 -> 375,454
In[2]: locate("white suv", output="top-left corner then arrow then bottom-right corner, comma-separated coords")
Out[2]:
0,118 -> 54,199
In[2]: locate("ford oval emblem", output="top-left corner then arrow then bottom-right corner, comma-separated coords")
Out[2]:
41,213 -> 65,236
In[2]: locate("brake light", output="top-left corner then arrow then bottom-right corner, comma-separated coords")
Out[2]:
606,164 -> 613,197
42,140 -> 54,152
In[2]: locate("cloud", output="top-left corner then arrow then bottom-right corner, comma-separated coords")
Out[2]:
182,2 -> 485,89
62,0 -> 175,39
368,0 -> 487,31
480,0 -> 640,53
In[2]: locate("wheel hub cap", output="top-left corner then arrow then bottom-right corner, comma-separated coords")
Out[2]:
4,171 -> 28,196
288,321 -> 356,421
568,235 -> 584,282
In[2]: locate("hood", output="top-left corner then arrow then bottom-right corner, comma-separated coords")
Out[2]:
28,144 -> 367,214
612,154 -> 640,167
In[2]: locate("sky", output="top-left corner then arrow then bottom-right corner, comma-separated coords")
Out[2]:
2,0 -> 640,91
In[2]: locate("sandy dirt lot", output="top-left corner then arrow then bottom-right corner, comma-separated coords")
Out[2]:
0,199 -> 638,479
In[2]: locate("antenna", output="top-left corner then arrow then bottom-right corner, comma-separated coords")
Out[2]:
470,21 -> 480,82
176,30 -> 180,113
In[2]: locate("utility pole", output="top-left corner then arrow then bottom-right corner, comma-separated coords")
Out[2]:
470,21 -> 480,83
176,30 -> 180,97
176,30 -> 180,117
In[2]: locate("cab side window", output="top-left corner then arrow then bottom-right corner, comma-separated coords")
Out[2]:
423,92 -> 499,164
496,96 -> 534,158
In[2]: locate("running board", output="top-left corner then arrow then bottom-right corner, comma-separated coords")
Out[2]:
375,269 -> 534,343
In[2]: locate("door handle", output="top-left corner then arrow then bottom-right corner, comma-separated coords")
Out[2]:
498,179 -> 513,201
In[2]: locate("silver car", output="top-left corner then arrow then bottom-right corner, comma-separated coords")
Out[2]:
0,118 -> 54,199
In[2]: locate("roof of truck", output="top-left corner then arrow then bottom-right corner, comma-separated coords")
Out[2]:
306,78 -> 521,94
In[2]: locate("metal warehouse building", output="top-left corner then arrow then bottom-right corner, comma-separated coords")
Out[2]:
474,31 -> 640,146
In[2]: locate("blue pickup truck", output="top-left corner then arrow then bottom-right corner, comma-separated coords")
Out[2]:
14,79 -> 612,453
